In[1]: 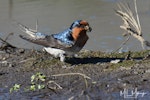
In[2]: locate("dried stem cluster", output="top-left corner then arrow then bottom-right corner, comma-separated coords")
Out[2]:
115,0 -> 150,50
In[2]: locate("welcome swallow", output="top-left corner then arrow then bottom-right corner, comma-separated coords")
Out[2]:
18,20 -> 92,62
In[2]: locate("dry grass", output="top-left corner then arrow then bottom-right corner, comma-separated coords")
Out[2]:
52,72 -> 91,88
52,73 -> 92,100
115,0 -> 150,51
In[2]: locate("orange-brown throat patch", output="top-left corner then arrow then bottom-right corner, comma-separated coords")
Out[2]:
72,27 -> 86,41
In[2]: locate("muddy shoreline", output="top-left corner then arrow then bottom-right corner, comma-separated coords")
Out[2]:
0,48 -> 150,100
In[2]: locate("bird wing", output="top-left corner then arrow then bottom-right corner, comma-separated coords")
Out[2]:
52,29 -> 75,46
19,34 -> 73,49
18,22 -> 75,49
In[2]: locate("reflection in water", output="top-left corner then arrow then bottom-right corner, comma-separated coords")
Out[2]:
9,0 -> 13,20
0,0 -> 150,51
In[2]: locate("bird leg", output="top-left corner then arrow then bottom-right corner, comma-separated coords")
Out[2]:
59,53 -> 66,62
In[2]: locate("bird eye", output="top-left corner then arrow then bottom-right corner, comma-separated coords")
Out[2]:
79,24 -> 85,28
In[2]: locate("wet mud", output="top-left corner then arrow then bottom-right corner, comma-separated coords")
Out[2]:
0,47 -> 150,100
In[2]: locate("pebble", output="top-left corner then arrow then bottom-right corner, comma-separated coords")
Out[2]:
146,69 -> 150,73
96,62 -> 101,65
110,59 -> 121,64
62,65 -> 67,68
0,61 -> 8,66
18,48 -> 25,53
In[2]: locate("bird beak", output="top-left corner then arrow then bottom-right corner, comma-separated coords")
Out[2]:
85,25 -> 92,32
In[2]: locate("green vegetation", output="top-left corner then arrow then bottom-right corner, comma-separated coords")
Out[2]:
10,84 -> 21,93
10,72 -> 46,93
29,72 -> 46,91
9,50 -> 150,93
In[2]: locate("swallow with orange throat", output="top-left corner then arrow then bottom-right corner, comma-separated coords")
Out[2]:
18,20 -> 92,62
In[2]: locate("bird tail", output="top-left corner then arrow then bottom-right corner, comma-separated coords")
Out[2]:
19,34 -> 36,42
17,22 -> 38,38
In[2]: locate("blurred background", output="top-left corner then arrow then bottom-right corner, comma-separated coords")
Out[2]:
0,0 -> 150,52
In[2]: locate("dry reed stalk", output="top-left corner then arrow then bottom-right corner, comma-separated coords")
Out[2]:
115,0 -> 150,50
52,73 -> 91,80
52,73 -> 91,88
47,80 -> 63,90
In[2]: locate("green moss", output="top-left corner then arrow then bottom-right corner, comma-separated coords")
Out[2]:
23,50 -> 150,70
131,50 -> 149,58
79,50 -> 104,58
110,60 -> 135,69
34,58 -> 62,68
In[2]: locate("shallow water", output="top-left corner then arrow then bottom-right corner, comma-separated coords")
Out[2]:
0,0 -> 150,52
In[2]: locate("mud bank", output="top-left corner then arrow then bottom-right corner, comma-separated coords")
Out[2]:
0,48 -> 150,100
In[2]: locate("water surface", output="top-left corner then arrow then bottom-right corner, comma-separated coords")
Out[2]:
0,0 -> 150,52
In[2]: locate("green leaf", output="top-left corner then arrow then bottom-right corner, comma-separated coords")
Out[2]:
31,75 -> 36,82
30,85 -> 36,91
9,84 -> 20,93
37,84 -> 45,90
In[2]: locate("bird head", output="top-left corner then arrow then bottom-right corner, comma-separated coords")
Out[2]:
69,20 -> 92,41
70,20 -> 92,32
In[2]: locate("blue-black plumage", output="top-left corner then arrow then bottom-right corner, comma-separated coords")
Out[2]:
52,29 -> 74,46
18,20 -> 92,62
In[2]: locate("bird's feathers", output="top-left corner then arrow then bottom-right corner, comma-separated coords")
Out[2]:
52,29 -> 74,46
19,35 -> 73,49
18,23 -> 46,39
18,20 -> 91,58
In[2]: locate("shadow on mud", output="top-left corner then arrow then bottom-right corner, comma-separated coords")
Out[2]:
66,57 -> 125,65
66,56 -> 144,65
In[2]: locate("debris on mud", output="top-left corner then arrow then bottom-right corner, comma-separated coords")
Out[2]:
0,44 -> 150,99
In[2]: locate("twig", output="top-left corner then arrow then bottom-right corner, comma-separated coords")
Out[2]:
79,90 -> 91,100
36,19 -> 38,32
113,35 -> 130,53
134,0 -> 141,34
47,80 -> 63,90
5,33 -> 14,41
19,58 -> 35,63
0,33 -> 14,43
52,73 -> 91,89
52,73 -> 91,80
0,33 -> 16,49
0,36 -> 8,44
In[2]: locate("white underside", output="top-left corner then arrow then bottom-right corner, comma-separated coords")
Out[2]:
43,47 -> 75,62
